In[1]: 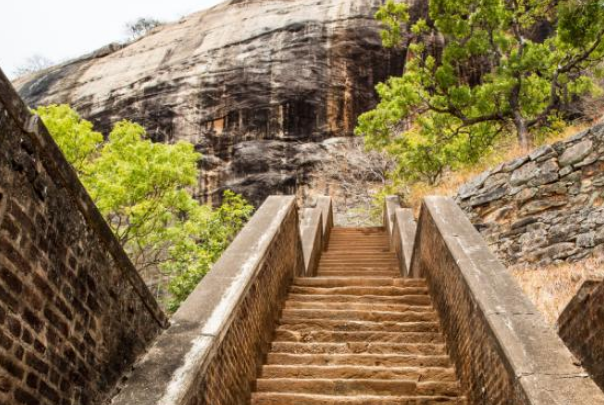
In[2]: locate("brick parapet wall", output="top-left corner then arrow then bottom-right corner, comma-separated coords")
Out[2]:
411,196 -> 604,404
457,123 -> 604,268
558,280 -> 604,391
112,196 -> 304,405
0,68 -> 166,405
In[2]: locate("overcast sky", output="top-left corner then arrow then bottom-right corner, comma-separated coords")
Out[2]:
0,0 -> 223,79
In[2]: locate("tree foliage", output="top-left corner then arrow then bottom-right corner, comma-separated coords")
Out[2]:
357,0 -> 604,185
35,105 -> 253,311
125,17 -> 163,40
13,54 -> 54,78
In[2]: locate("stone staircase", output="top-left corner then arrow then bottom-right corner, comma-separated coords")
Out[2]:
251,227 -> 467,404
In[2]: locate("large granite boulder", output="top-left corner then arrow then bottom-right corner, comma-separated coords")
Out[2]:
14,0 -> 406,206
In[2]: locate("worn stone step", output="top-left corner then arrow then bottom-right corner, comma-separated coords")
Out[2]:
259,364 -> 456,381
276,319 -> 440,334
317,264 -> 399,268
266,353 -> 452,368
270,342 -> 446,355
315,273 -> 401,278
319,256 -> 397,261
252,393 -> 467,405
286,294 -> 432,306
256,378 -> 461,397
326,245 -> 390,249
251,393 -> 467,405
283,301 -> 432,312
288,286 -> 429,296
325,248 -> 391,252
320,254 -> 397,263
316,272 -> 401,277
274,330 -> 444,344
281,309 -> 438,323
293,278 -> 424,288
316,268 -> 400,273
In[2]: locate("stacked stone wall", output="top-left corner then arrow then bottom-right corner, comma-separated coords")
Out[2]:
457,123 -> 604,267
0,70 -> 165,405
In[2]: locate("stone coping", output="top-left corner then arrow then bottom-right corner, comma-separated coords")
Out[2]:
382,195 -> 400,239
411,196 -> 604,404
392,207 -> 416,277
316,196 -> 334,249
300,207 -> 323,277
112,196 -> 299,404
0,68 -> 168,328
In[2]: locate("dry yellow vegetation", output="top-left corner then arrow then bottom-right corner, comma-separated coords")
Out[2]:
511,259 -> 604,325
406,122 -> 593,212
402,120 -> 600,325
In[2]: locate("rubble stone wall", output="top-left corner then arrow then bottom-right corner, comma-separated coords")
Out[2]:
457,123 -> 604,268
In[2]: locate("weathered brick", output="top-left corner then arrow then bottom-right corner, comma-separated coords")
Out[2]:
0,238 -> 31,275
25,352 -> 49,376
39,380 -> 60,403
0,67 -> 164,405
6,316 -> 21,338
14,388 -> 40,405
0,353 -> 24,379
25,373 -> 38,390
0,375 -> 11,392
22,309 -> 43,333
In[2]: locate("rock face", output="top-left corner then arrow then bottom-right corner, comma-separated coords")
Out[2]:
457,123 -> 604,268
14,0 -> 404,206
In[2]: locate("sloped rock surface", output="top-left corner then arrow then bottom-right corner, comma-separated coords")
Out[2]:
14,0 -> 405,206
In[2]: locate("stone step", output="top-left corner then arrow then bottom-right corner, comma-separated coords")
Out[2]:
319,261 -> 399,266
323,248 -> 391,251
293,278 -> 424,288
283,301 -> 432,312
315,272 -> 401,277
273,330 -> 445,344
251,393 -> 467,405
281,309 -> 438,323
269,342 -> 446,355
319,256 -> 397,261
259,364 -> 456,381
276,319 -> 441,334
255,378 -> 461,397
265,353 -> 453,368
315,272 -> 401,278
286,294 -> 432,306
316,268 -> 400,273
288,286 -> 429,296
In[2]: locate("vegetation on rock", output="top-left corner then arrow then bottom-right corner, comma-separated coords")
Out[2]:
357,0 -> 604,188
125,17 -> 163,40
35,105 -> 253,312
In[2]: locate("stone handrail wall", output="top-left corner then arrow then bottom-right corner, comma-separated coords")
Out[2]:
392,207 -> 417,277
316,196 -> 334,249
457,123 -> 604,268
383,195 -> 400,240
0,68 -> 166,405
112,196 -> 304,405
410,196 -> 604,404
558,279 -> 604,391
300,207 -> 323,277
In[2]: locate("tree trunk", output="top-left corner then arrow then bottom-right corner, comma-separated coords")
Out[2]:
514,111 -> 531,151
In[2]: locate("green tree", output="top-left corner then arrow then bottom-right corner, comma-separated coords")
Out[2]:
35,105 -> 253,311
357,0 -> 604,184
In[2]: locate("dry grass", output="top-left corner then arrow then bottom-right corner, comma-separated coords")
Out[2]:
406,121 -> 594,212
511,259 -> 604,326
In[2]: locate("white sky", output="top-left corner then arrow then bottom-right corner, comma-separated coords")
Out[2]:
0,0 -> 223,79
